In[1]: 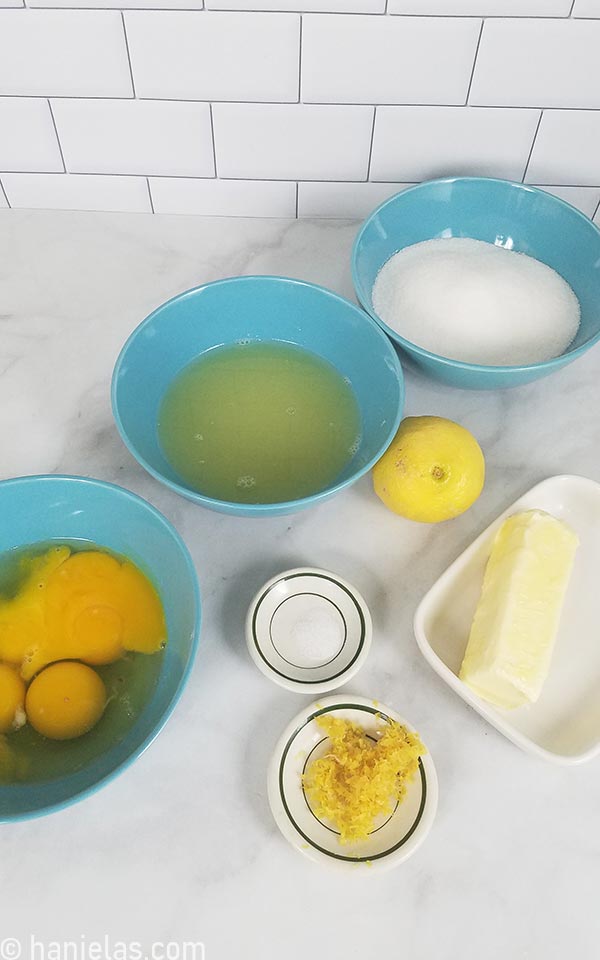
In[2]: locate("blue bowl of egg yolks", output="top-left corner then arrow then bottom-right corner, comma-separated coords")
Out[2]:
352,176 -> 600,390
0,475 -> 200,822
112,275 -> 404,517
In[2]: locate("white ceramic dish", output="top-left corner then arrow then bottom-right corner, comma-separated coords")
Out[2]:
246,567 -> 372,694
414,475 -> 600,765
267,695 -> 438,871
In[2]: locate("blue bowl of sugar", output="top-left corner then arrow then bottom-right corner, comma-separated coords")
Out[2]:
352,177 -> 600,390
112,276 -> 404,517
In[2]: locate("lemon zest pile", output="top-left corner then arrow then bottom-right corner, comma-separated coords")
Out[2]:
303,715 -> 425,844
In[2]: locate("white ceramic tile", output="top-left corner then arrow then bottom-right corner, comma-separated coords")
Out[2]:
51,100 -> 214,176
470,19 -> 600,108
31,0 -> 203,7
149,177 -> 295,216
302,15 -> 480,105
0,10 -> 132,98
126,12 -> 299,102
0,0 -> 24,7
0,99 -> 63,173
0,183 -> 8,207
212,104 -> 373,180
525,111 -> 600,187
572,0 -> 600,15
529,185 -> 600,218
370,106 -> 540,182
207,0 -> 383,11
1,173 -> 151,212
388,0 -> 571,13
297,181 -> 414,218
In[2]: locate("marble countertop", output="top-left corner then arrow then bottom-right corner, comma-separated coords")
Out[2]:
1,209 -> 599,960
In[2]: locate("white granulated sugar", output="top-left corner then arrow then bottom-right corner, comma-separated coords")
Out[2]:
372,237 -> 581,366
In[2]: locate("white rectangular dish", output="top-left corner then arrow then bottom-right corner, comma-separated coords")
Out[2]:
414,475 -> 600,764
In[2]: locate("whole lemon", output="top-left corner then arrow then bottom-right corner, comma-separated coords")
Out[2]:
373,416 -> 485,522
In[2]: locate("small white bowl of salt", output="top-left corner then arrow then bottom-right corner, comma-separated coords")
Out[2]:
246,567 -> 372,693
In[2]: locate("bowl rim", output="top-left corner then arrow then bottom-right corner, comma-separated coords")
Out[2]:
0,473 -> 202,823
111,274 -> 404,514
245,565 -> 373,694
351,175 -> 600,374
267,694 -> 438,871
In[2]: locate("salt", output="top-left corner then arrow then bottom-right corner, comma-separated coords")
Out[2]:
372,237 -> 581,367
287,609 -> 344,665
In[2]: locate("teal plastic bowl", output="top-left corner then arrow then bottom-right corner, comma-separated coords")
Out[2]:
352,177 -> 600,390
0,476 -> 200,822
112,276 -> 404,517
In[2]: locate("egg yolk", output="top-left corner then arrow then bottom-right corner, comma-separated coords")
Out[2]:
0,547 -> 167,681
25,661 -> 107,741
0,663 -> 26,734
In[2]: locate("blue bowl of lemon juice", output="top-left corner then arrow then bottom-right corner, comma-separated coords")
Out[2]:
112,276 -> 404,517
0,475 -> 200,822
352,177 -> 600,390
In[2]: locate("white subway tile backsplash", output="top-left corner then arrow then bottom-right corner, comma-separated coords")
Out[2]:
207,0 -> 384,11
389,0 -> 571,13
212,104 -> 373,180
530,185 -> 600,218
0,98 -> 63,172
125,12 -> 298,102
470,19 -> 600,109
525,111 -> 600,187
302,15 -> 480,105
572,0 -> 600,15
1,4 -> 599,218
0,10 -> 132,98
298,181 -> 414,218
370,106 -> 539,182
52,99 -> 214,176
150,177 -> 295,216
2,173 -> 151,212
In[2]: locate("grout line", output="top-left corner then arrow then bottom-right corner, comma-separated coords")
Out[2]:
569,0 -> 576,14
0,178 -> 10,209
591,196 -> 600,221
209,102 -> 218,177
1,171 -> 598,190
146,176 -> 155,212
1,94 -> 600,113
12,7 -> 593,14
521,109 -> 544,182
465,18 -> 484,105
47,99 -> 66,172
297,14 -> 302,103
294,181 -> 299,217
121,11 -> 137,98
366,107 -> 376,181
3,95 -> 599,113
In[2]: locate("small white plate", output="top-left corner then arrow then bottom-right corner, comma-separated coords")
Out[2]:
267,695 -> 438,872
414,475 -> 600,765
246,568 -> 372,694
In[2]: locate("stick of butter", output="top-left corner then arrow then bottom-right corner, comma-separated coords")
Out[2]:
459,509 -> 579,710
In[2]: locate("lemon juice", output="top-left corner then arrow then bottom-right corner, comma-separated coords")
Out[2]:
158,341 -> 361,504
